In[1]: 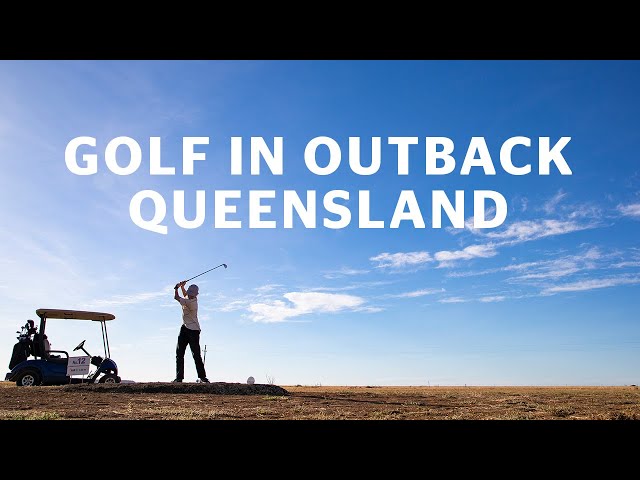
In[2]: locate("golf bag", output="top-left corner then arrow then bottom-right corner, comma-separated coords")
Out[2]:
8,320 -> 36,369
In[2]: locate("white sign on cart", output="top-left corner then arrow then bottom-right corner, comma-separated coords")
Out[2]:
67,356 -> 91,376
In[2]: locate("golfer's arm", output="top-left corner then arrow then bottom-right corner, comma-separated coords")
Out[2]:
174,288 -> 181,302
181,284 -> 187,296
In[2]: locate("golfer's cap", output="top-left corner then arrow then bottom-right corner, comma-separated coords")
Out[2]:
187,284 -> 199,296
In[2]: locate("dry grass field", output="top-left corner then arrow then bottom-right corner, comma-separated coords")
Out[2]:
1,381 -> 638,420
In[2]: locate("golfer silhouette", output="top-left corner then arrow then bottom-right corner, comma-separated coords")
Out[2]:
173,281 -> 209,383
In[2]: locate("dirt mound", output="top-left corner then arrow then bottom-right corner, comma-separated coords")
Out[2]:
62,382 -> 288,396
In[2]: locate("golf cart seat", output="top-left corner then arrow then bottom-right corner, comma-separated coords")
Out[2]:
45,350 -> 69,364
32,333 -> 68,363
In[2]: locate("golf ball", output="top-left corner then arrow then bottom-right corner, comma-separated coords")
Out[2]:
247,376 -> 255,385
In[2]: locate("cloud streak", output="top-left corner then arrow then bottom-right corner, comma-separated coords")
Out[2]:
486,219 -> 594,244
438,297 -> 468,304
618,203 -> 640,218
382,196 -> 603,273
219,300 -> 250,312
370,251 -> 432,269
446,246 -> 624,283
373,220 -> 591,271
390,288 -> 444,298
254,284 -> 284,293
248,292 -> 367,323
84,289 -> 168,308
434,244 -> 498,267
543,275 -> 640,294
323,267 -> 370,279
310,281 -> 395,292
543,189 -> 568,214
479,295 -> 506,302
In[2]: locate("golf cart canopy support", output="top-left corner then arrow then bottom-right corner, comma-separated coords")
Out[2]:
35,309 -> 116,359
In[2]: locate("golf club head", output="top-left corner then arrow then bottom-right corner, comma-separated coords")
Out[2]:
223,264 -> 227,268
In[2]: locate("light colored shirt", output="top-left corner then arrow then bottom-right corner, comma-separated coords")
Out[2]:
178,297 -> 201,331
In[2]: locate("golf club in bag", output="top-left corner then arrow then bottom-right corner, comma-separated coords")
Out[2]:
175,263 -> 227,289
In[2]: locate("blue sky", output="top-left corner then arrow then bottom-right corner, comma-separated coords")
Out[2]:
1,60 -> 639,385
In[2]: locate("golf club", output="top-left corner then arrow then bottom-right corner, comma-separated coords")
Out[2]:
175,263 -> 227,289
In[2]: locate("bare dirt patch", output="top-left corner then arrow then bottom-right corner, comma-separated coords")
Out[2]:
1,382 -> 638,420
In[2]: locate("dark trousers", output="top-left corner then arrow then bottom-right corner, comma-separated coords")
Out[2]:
176,325 -> 207,380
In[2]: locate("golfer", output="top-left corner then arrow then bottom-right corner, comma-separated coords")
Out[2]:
173,281 -> 209,383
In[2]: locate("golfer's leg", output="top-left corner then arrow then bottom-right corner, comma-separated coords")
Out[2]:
188,329 -> 207,379
175,326 -> 188,380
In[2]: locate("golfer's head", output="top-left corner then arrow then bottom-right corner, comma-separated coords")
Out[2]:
186,284 -> 199,298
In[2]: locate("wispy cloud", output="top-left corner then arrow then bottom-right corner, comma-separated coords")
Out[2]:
436,294 -> 516,304
543,274 -> 640,294
507,247 -> 614,282
323,267 -> 370,279
248,292 -> 367,323
543,189 -> 568,214
612,261 -> 640,268
447,246 -> 613,281
390,288 -> 445,298
309,281 -> 395,292
370,251 -> 432,269
384,199 -> 602,272
218,300 -> 250,312
0,232 -> 82,279
510,250 -> 602,280
447,267 -> 502,278
254,284 -> 284,293
479,295 -> 506,302
567,204 -> 603,220
434,244 -> 498,267
617,203 -> 640,218
438,297 -> 468,304
84,289 -> 168,308
485,219 -> 594,244
512,263 -> 581,280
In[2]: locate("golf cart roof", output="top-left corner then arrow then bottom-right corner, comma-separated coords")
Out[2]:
36,309 -> 115,321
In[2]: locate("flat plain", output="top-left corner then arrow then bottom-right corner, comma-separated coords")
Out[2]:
1,381 -> 638,420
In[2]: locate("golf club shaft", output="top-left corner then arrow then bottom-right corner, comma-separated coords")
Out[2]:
175,263 -> 227,289
186,263 -> 227,282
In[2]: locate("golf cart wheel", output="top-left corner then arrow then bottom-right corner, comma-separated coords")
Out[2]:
15,370 -> 42,387
99,374 -> 121,384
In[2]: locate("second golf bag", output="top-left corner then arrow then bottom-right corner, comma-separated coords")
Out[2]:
8,320 -> 37,369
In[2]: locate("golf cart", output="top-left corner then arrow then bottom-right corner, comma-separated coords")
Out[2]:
5,308 -> 121,386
